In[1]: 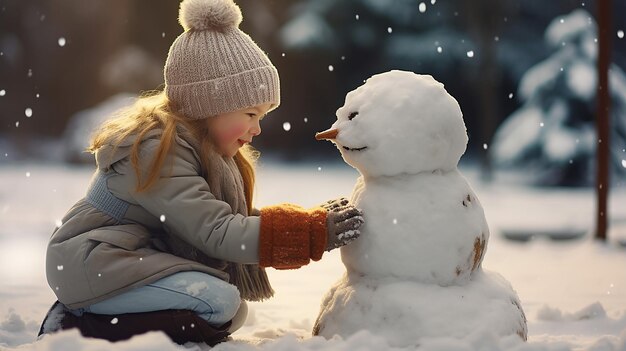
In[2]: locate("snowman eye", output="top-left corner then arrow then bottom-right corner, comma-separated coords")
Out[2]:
348,112 -> 359,120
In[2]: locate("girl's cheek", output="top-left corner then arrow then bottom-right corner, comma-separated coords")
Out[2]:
219,123 -> 247,143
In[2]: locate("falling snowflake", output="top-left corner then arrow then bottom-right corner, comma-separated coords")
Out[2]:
437,46 -> 442,53
387,27 -> 393,34
57,265 -> 64,271
160,214 -> 166,222
483,143 -> 488,150
431,0 -> 436,4
303,117 -> 308,123
540,122 -> 545,127
58,37 -> 66,47
111,318 -> 119,325
283,122 -> 291,131
392,218 -> 398,225
55,219 -> 62,227
0,90 -> 5,96
419,2 -> 426,13
466,51 -> 474,58
508,93 -> 514,99
618,30 -> 624,39
25,172 -> 30,177
162,32 -> 166,38
241,244 -> 246,251
355,14 -> 359,20
622,160 -> 626,168
317,167 -> 322,171
328,65 -> 334,72
25,108 -> 32,117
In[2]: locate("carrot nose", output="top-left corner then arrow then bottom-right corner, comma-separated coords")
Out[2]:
315,128 -> 339,141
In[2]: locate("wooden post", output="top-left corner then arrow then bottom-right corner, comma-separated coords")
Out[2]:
595,0 -> 611,241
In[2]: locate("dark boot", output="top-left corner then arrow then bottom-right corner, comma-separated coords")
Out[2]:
37,300 -> 231,346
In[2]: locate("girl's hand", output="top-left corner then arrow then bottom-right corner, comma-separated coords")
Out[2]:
320,197 -> 350,212
325,204 -> 364,251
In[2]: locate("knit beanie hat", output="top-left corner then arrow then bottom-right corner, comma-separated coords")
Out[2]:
164,0 -> 280,120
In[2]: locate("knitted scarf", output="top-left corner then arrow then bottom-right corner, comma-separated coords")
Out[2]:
162,125 -> 274,301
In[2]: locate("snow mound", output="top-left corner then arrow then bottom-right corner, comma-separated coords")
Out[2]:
538,302 -> 607,322
314,270 -> 526,347
0,310 -> 41,348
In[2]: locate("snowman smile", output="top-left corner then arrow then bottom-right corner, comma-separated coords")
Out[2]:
342,145 -> 368,151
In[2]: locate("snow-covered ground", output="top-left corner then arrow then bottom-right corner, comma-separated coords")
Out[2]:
1,161 -> 625,350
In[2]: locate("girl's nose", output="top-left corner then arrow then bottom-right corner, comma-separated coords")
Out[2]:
250,120 -> 261,136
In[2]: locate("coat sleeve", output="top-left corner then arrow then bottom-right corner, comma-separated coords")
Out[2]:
115,138 -> 262,264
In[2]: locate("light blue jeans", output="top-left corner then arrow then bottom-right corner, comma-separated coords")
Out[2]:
69,271 -> 241,326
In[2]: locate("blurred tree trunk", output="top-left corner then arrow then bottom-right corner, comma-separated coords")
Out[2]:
595,0 -> 611,241
464,0 -> 508,182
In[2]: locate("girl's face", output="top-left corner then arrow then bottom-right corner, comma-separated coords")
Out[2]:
207,103 -> 273,157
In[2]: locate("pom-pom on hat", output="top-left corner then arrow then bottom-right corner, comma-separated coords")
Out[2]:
179,0 -> 242,31
164,0 -> 280,120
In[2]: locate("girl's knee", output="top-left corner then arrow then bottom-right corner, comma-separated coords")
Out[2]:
228,300 -> 248,333
156,271 -> 241,324
217,284 -> 241,322
193,277 -> 240,324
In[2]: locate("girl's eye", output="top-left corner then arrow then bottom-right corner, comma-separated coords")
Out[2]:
247,113 -> 256,118
348,112 -> 359,120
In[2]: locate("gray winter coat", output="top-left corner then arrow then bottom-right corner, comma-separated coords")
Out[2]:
46,130 -> 262,310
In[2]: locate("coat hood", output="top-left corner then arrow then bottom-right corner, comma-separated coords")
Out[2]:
94,130 -> 158,171
94,127 -> 202,172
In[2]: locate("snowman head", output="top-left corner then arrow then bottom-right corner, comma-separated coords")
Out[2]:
317,70 -> 468,178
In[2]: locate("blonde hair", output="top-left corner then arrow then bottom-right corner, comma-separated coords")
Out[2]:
87,91 -> 258,213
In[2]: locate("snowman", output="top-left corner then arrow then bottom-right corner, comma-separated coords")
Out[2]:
313,70 -> 527,346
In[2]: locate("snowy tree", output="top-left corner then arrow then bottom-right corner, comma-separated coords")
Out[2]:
491,9 -> 626,187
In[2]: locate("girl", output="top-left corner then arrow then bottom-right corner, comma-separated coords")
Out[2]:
37,0 -> 364,346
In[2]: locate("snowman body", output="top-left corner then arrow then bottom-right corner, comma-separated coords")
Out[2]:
313,71 -> 527,346
344,170 -> 487,285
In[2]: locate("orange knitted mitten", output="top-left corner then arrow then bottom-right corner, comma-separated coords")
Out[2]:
259,204 -> 328,269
